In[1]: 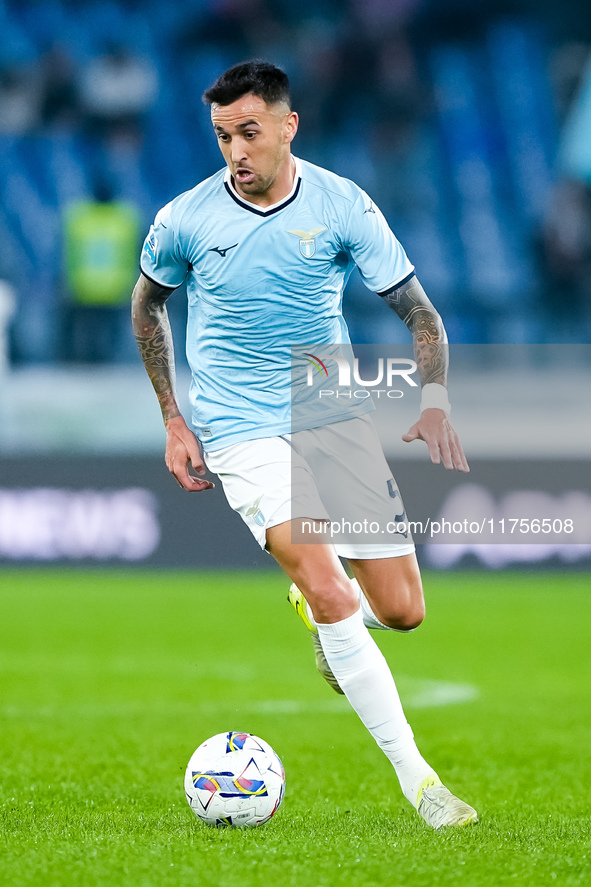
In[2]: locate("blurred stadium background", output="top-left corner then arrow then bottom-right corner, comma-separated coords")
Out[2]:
0,0 -> 590,570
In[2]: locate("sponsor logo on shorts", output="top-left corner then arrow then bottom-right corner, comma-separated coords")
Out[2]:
246,495 -> 265,527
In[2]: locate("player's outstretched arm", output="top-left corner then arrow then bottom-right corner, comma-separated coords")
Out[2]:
131,273 -> 214,491
379,275 -> 469,472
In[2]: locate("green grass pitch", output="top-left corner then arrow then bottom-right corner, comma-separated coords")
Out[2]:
1,568 -> 590,887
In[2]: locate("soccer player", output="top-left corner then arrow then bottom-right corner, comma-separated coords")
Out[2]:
132,61 -> 477,829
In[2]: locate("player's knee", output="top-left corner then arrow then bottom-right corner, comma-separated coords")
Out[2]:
306,577 -> 358,624
379,599 -> 425,631
397,603 -> 425,632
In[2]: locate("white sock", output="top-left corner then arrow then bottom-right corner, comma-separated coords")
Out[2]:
316,608 -> 437,805
352,577 -> 391,630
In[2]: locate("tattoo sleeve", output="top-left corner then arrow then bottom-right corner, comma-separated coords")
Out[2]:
131,273 -> 180,423
378,274 -> 448,386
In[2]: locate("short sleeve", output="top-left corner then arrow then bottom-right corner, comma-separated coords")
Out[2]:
343,190 -> 414,293
139,201 -> 189,289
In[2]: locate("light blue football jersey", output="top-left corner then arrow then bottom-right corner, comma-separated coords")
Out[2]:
140,157 -> 414,452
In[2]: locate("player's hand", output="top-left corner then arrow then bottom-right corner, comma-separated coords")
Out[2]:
164,416 -> 215,492
402,408 -> 470,472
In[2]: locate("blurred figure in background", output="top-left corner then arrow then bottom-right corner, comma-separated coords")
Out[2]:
539,44 -> 591,339
39,43 -> 80,132
79,43 -> 158,145
0,279 -> 16,374
62,178 -> 141,362
0,278 -> 15,436
538,179 -> 591,337
0,61 -> 41,134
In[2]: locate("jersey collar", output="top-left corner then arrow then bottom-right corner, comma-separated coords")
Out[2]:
224,156 -> 302,217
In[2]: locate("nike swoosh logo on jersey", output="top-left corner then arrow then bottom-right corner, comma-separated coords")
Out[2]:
208,243 -> 239,257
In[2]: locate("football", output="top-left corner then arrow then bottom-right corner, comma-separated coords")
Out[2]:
184,731 -> 286,827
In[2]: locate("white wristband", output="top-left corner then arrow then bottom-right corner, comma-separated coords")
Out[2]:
420,383 -> 451,415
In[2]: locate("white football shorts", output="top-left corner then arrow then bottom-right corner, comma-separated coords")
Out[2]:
204,415 -> 415,560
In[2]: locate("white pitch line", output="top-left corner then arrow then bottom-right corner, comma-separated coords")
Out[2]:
402,677 -> 479,709
238,678 -> 479,714
0,678 -> 478,719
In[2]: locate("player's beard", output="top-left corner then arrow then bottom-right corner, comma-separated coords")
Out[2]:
234,170 -> 273,196
233,153 -> 285,198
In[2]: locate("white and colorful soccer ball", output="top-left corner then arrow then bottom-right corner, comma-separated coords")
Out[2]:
184,731 -> 286,828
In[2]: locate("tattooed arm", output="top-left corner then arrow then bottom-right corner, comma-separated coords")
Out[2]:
379,273 -> 447,387
131,273 -> 214,491
132,273 -> 180,421
379,274 -> 469,472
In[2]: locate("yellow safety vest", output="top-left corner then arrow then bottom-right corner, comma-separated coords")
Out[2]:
64,200 -> 141,306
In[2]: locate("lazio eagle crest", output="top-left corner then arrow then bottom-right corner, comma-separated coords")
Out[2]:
287,227 -> 327,258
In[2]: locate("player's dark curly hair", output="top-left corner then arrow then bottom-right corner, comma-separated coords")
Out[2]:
202,60 -> 291,108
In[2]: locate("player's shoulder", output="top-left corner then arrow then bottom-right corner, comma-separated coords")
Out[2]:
299,158 -> 366,207
155,168 -> 226,229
